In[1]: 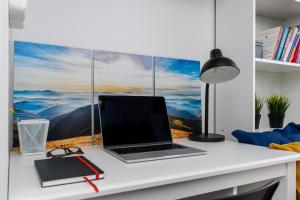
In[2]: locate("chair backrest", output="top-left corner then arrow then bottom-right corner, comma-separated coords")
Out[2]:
211,181 -> 279,200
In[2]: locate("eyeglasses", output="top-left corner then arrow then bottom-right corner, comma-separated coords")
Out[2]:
46,147 -> 84,158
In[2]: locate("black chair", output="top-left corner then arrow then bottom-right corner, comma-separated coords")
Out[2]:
210,181 -> 280,200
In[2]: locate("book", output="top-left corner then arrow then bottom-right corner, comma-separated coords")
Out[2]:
34,156 -> 104,187
273,26 -> 284,59
257,26 -> 283,60
298,42 -> 300,63
283,26 -> 299,62
288,27 -> 300,62
275,26 -> 289,60
281,27 -> 294,61
291,40 -> 300,63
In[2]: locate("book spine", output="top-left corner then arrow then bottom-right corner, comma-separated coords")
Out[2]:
272,26 -> 283,60
275,26 -> 289,60
298,42 -> 300,63
288,29 -> 300,62
291,41 -> 300,63
281,28 -> 293,61
297,26 -> 300,64
284,27 -> 298,62
295,41 -> 300,63
298,48 -> 300,63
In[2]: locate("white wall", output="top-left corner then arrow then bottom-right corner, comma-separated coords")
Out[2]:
256,15 -> 282,35
11,0 -> 215,132
255,71 -> 300,128
12,0 -> 214,63
285,16 -> 300,27
216,0 -> 255,139
0,0 -> 10,199
282,72 -> 300,126
255,14 -> 300,36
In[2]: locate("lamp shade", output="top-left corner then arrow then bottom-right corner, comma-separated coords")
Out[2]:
200,49 -> 240,84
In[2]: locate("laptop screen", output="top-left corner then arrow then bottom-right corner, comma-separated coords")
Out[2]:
99,95 -> 173,147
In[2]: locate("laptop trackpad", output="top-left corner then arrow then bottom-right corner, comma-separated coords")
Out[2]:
117,148 -> 206,163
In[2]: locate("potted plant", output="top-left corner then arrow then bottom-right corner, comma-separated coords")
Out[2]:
255,95 -> 264,129
266,94 -> 290,128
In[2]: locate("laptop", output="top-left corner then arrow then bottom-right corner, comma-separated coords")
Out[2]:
98,95 -> 206,163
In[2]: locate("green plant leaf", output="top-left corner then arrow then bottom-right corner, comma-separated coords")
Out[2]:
255,94 -> 264,115
266,94 -> 290,115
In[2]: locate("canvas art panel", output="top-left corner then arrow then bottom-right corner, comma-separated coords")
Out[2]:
13,41 -> 93,148
13,41 -> 202,149
154,57 -> 202,138
93,50 -> 153,136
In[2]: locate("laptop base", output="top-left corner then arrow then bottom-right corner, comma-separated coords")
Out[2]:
106,143 -> 206,163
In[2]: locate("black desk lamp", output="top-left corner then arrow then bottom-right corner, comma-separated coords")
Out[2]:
189,49 -> 240,142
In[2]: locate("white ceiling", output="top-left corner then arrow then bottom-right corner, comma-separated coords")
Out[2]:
256,0 -> 300,20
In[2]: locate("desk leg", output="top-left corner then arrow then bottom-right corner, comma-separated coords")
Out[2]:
274,162 -> 296,200
232,187 -> 237,195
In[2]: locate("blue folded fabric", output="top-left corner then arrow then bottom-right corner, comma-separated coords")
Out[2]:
279,132 -> 300,142
232,130 -> 291,147
232,123 -> 300,147
274,122 -> 300,133
273,123 -> 300,142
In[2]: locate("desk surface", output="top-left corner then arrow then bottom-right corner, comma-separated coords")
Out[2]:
9,139 -> 300,200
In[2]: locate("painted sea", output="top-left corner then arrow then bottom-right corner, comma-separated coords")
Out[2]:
163,94 -> 201,120
13,90 -> 92,146
14,90 -> 201,145
14,90 -> 201,122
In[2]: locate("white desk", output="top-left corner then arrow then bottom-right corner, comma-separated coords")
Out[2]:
9,139 -> 300,200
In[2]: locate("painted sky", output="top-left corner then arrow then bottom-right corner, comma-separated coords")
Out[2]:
94,50 -> 153,94
14,41 -> 92,92
154,57 -> 201,95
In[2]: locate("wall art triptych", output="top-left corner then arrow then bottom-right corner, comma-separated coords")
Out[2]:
13,41 -> 201,148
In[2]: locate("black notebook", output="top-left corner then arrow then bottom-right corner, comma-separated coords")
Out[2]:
34,156 -> 104,187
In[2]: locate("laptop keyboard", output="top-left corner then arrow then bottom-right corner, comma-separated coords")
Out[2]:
111,144 -> 187,154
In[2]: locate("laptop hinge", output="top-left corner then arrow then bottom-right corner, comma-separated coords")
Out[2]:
105,141 -> 173,149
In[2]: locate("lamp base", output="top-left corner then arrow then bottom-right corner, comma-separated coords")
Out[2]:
188,133 -> 225,142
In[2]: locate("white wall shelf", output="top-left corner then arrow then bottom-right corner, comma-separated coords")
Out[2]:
256,58 -> 300,73
256,0 -> 300,20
